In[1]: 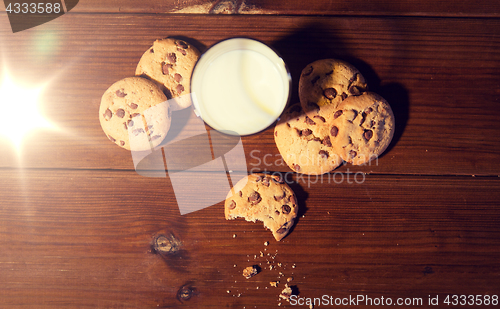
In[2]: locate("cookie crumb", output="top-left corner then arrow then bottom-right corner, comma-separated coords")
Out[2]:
270,281 -> 279,287
264,241 -> 269,246
233,234 -> 237,238
287,277 -> 294,283
279,284 -> 293,302
242,266 -> 258,279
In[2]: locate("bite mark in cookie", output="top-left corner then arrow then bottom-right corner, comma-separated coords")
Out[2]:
225,173 -> 298,241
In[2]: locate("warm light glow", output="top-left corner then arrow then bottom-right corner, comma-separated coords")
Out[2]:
0,69 -> 55,151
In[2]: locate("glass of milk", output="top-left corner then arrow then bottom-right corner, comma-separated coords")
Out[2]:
191,38 -> 291,136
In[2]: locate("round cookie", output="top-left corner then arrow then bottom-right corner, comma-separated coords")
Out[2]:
329,92 -> 395,165
298,59 -> 368,111
274,104 -> 343,175
225,173 -> 298,241
99,77 -> 171,151
135,38 -> 201,111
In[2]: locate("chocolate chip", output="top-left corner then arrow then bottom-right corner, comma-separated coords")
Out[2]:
174,73 -> 183,82
108,135 -> 116,142
176,84 -> 184,94
349,150 -> 357,158
302,129 -> 312,136
167,52 -> 177,63
330,126 -> 339,137
334,110 -> 343,119
116,109 -> 125,118
365,107 -> 373,114
162,62 -> 172,75
127,119 -> 134,127
132,128 -> 145,136
131,113 -> 140,118
116,89 -> 126,97
322,136 -> 332,147
313,115 -> 326,122
311,75 -> 320,85
282,205 -> 291,214
229,200 -> 236,209
323,88 -> 337,100
177,48 -> 187,56
255,175 -> 263,182
175,40 -> 189,49
319,150 -> 329,159
305,116 -> 316,125
103,108 -> 112,120
341,92 -> 348,100
349,73 -> 359,83
293,164 -> 301,171
276,226 -> 287,234
129,103 -> 138,109
262,177 -> 270,187
151,135 -> 162,141
360,112 -> 367,126
272,175 -> 284,184
248,191 -> 262,205
349,85 -> 362,96
150,48 -> 154,53
302,66 -> 313,76
120,140 -> 125,146
364,130 -> 373,140
123,122 -> 128,130
350,110 -> 358,122
239,191 -> 243,197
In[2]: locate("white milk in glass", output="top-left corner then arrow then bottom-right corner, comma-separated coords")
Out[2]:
191,38 -> 290,136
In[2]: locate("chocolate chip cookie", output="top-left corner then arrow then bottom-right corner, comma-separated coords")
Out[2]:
136,38 -> 201,111
329,92 -> 395,165
99,77 -> 171,151
225,173 -> 298,241
299,59 -> 368,111
274,104 -> 343,175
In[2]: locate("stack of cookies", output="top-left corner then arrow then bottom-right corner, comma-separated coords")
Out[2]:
98,38 -> 201,151
274,59 -> 395,175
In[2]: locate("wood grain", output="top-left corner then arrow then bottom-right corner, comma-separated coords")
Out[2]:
0,14 -> 499,176
2,0 -> 499,17
1,169 -> 499,307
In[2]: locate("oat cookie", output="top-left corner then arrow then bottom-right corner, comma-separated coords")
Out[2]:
225,173 -> 298,241
136,38 -> 201,111
99,77 -> 171,151
274,104 -> 343,175
299,59 -> 368,111
329,92 -> 395,165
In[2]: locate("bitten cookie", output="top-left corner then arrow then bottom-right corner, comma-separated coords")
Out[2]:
298,59 -> 368,111
136,38 -> 201,111
329,92 -> 395,165
274,104 -> 343,175
99,77 -> 171,151
225,173 -> 298,241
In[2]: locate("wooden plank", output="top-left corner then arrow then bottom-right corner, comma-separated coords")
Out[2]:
1,169 -> 499,307
0,14 -> 499,176
2,0 -> 499,17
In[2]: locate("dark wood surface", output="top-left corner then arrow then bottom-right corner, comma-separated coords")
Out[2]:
1,1 -> 500,308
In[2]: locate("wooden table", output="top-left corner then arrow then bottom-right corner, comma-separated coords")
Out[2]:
1,0 -> 500,307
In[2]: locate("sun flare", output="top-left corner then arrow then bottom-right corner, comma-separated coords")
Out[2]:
0,69 -> 56,151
